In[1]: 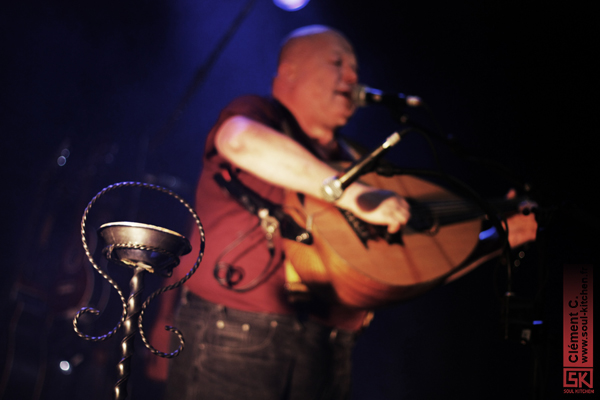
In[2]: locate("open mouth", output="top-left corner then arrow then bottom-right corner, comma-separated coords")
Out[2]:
335,90 -> 353,102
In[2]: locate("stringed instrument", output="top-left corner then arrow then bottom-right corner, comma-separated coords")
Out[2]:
282,170 -> 521,309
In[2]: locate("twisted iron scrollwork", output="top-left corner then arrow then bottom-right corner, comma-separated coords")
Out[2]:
73,181 -> 205,359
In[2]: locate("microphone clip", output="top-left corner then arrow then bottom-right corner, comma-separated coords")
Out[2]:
320,131 -> 402,202
321,176 -> 344,203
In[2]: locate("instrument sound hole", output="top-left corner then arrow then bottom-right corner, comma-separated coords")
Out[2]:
405,199 -> 436,233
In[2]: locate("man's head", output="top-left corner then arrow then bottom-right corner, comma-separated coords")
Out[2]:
272,25 -> 358,145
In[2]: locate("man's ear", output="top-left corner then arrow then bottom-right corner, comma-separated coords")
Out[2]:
277,61 -> 297,83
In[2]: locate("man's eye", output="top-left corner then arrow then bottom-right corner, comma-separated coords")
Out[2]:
331,59 -> 342,66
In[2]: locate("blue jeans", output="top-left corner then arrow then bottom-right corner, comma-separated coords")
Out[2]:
163,291 -> 356,400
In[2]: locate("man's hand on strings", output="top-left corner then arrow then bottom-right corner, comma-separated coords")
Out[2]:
337,184 -> 411,234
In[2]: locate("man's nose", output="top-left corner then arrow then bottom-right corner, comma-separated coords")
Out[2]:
343,65 -> 358,84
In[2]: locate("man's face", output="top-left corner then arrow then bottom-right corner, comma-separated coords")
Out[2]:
290,32 -> 358,135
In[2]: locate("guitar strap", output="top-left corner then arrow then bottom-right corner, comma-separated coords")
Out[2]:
213,168 -> 313,245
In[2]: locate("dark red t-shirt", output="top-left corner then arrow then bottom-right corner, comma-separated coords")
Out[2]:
181,95 -> 367,330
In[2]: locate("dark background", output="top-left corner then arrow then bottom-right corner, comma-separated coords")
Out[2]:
1,1 -> 596,399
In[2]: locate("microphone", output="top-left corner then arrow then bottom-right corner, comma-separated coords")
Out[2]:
321,131 -> 403,202
352,84 -> 422,108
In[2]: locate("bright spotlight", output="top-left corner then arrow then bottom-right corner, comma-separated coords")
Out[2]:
273,0 -> 310,12
59,360 -> 72,375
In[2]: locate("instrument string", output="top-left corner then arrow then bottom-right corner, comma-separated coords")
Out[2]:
412,197 -> 520,221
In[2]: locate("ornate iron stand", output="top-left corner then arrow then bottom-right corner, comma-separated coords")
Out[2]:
73,182 -> 205,400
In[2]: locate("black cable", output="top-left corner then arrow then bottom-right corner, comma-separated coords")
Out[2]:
213,222 -> 284,293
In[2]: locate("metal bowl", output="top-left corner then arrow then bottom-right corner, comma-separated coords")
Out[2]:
97,221 -> 192,273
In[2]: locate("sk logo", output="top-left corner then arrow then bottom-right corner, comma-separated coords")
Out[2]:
564,369 -> 593,388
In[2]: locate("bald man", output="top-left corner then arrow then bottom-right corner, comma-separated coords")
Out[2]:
150,25 -> 536,400
216,26 -> 410,232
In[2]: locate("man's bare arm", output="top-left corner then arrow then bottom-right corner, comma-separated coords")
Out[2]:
215,116 -> 410,233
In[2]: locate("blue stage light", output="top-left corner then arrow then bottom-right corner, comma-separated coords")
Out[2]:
273,0 -> 310,12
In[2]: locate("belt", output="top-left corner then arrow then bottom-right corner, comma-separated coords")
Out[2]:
182,289 -> 357,344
